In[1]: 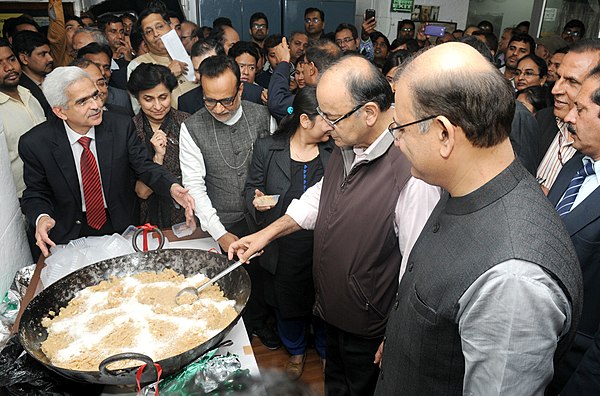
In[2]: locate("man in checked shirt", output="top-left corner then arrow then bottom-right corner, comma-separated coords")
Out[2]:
536,39 -> 600,194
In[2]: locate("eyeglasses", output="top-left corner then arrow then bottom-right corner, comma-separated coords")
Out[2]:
203,90 -> 239,108
515,69 -> 540,77
305,17 -> 321,24
400,28 -> 414,32
252,23 -> 267,29
335,37 -> 356,45
388,115 -> 437,139
562,29 -> 581,37
316,103 -> 366,127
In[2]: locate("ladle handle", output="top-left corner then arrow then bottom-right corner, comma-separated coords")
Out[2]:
196,253 -> 260,294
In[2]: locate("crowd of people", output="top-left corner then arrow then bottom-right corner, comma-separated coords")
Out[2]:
1,1 -> 599,395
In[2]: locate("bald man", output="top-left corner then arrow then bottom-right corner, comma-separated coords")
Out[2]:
374,43 -> 583,395
229,55 -> 439,395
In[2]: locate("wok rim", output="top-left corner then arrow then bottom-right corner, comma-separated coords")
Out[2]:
17,248 -> 250,384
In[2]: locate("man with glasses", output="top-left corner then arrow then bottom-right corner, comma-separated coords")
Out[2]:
127,6 -> 197,112
397,20 -> 415,40
77,43 -> 134,116
304,7 -> 326,41
179,55 -> 279,349
561,19 -> 585,45
180,21 -> 199,54
19,66 -> 195,258
334,22 -> 374,61
249,12 -> 269,48
374,41 -> 582,396
228,54 -> 439,395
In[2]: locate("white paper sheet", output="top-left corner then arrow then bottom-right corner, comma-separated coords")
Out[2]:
160,29 -> 196,82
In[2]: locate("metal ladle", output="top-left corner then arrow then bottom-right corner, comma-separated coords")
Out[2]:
175,253 -> 260,305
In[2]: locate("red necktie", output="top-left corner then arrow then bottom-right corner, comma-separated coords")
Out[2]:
78,136 -> 106,230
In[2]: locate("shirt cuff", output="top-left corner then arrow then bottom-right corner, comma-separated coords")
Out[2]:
286,199 -> 315,230
205,220 -> 227,242
36,213 -> 50,227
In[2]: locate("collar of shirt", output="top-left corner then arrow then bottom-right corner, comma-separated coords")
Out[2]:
221,105 -> 243,126
64,120 -> 96,145
0,85 -> 30,105
348,128 -> 390,170
583,155 -> 600,185
23,71 -> 43,87
557,118 -> 574,147
111,58 -> 119,71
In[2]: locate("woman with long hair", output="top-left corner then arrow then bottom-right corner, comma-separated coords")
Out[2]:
244,86 -> 333,380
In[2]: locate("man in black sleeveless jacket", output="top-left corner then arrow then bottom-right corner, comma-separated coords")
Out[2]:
373,42 -> 583,396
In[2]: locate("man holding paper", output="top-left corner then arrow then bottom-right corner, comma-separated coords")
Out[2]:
126,6 -> 196,111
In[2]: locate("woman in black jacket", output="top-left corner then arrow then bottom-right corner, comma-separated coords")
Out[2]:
244,86 -> 333,380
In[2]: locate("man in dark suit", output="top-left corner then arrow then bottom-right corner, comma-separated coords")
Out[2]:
19,66 -> 194,257
547,65 -> 600,394
11,30 -> 53,117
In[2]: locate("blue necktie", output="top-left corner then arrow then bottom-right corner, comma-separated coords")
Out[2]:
556,161 -> 595,216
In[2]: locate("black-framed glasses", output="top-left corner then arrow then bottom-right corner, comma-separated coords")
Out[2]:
203,90 -> 239,108
305,17 -> 321,24
252,23 -> 267,29
562,29 -> 581,37
388,115 -> 437,139
335,37 -> 356,45
316,103 -> 366,127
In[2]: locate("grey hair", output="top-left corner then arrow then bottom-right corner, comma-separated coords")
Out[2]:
42,66 -> 92,108
73,27 -> 109,46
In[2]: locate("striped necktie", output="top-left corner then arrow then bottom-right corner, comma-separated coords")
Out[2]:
78,136 -> 106,229
555,160 -> 595,217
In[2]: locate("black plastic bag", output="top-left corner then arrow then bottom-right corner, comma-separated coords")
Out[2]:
0,335 -> 103,396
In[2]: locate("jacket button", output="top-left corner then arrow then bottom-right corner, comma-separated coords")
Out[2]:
432,223 -> 440,233
408,262 -> 414,272
75,220 -> 81,225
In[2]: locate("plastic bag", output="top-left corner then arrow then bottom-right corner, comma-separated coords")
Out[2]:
0,335 -> 103,395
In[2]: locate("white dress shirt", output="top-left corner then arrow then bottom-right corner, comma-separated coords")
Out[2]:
286,129 -> 441,277
458,259 -> 571,395
179,106 -> 277,240
571,156 -> 599,209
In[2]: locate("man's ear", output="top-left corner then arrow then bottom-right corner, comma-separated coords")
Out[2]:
308,61 -> 317,76
52,106 -> 68,121
18,52 -> 28,66
436,116 -> 456,159
363,102 -> 380,128
238,82 -> 244,95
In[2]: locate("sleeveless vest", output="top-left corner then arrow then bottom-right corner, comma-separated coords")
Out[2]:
313,137 -> 412,338
375,160 -> 583,395
185,101 -> 270,225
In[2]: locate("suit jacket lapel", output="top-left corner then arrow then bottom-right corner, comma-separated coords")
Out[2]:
562,187 -> 600,236
272,139 -> 291,181
51,119 -> 81,208
95,121 -> 113,198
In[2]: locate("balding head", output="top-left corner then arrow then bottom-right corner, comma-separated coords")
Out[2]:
316,55 -> 394,147
322,54 -> 393,112
396,42 -> 514,147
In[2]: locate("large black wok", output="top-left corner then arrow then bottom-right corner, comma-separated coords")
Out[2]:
18,249 -> 250,385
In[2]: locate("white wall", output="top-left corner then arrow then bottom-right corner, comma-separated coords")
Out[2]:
355,0 -> 470,41
466,0 -> 535,33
